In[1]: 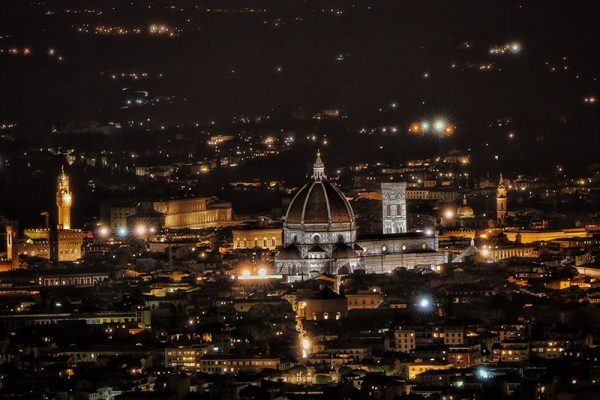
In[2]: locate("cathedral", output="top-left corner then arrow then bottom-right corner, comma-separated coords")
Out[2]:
274,154 -> 448,278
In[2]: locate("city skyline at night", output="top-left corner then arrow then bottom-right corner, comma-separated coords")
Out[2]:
1,1 -> 600,400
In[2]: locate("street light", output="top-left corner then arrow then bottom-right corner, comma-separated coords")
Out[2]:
302,337 -> 311,358
417,296 -> 432,311
433,119 -> 446,133
477,367 -> 492,379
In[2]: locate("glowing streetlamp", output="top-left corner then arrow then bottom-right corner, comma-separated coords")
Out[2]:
477,367 -> 492,379
433,119 -> 446,133
417,296 -> 432,311
409,122 -> 422,134
302,337 -> 311,358
302,338 -> 310,350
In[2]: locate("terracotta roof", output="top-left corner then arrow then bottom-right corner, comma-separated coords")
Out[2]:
285,179 -> 354,225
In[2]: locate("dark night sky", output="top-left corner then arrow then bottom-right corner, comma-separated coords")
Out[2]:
1,0 -> 600,225
1,1 -> 598,131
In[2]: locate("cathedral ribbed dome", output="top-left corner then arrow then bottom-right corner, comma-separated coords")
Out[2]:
285,154 -> 354,226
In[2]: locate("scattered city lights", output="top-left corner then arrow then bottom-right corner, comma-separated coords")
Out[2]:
489,41 -> 522,55
409,118 -> 455,136
0,3 -> 597,396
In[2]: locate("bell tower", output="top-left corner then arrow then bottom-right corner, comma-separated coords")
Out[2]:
381,182 -> 407,234
5,225 -> 18,269
56,166 -> 72,230
497,174 -> 507,226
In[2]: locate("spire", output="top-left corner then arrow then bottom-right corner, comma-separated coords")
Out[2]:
312,150 -> 326,181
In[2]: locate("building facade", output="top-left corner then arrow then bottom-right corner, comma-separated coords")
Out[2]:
111,197 -> 233,232
22,228 -> 85,262
232,228 -> 283,250
382,182 -> 407,234
40,271 -> 110,287
150,198 -> 232,230
199,355 -> 280,374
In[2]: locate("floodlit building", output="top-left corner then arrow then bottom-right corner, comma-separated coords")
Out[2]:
56,166 -> 72,230
232,228 -> 283,250
109,197 -> 233,232
382,182 -> 407,234
275,154 -> 447,278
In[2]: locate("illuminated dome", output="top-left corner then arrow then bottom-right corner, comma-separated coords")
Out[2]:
285,152 -> 355,229
457,195 -> 474,219
276,153 -> 361,278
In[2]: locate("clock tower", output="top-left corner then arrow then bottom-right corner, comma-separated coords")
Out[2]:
56,166 -> 72,230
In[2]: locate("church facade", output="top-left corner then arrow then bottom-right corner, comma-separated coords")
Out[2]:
274,154 -> 448,278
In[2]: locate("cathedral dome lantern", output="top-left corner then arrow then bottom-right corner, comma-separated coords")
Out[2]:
312,150 -> 326,181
